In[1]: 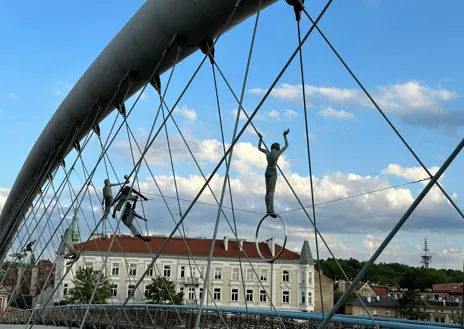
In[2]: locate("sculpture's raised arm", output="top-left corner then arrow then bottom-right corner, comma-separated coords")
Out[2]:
278,129 -> 290,156
257,132 -> 268,154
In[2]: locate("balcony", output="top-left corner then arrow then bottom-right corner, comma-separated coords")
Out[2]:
182,277 -> 201,285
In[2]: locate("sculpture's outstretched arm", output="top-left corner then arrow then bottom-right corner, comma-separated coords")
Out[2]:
257,133 -> 267,154
278,129 -> 290,156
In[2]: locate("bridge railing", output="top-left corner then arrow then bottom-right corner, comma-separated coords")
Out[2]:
1,304 -> 460,329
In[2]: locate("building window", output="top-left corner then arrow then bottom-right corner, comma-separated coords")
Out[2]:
164,265 -> 171,277
127,284 -> 135,297
231,288 -> 239,301
246,289 -> 253,302
199,288 -> 203,299
308,292 -> 312,304
308,271 -> 312,284
213,288 -> 221,301
144,285 -> 149,298
147,265 -> 154,276
129,263 -> 137,276
301,292 -> 305,304
231,268 -> 239,281
85,262 -> 93,268
200,266 -> 205,278
360,308 -> 365,316
188,288 -> 195,300
282,270 -> 289,282
111,284 -> 118,297
214,267 -> 222,280
385,309 -> 391,316
246,268 -> 253,281
373,309 -> 378,316
260,290 -> 267,302
260,268 -> 267,281
63,283 -> 68,296
180,266 -> 185,278
282,291 -> 289,303
191,267 -> 196,278
111,263 -> 119,276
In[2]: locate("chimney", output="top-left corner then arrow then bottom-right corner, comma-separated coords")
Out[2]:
224,236 -> 229,251
376,296 -> 380,301
266,238 -> 275,257
367,296 -> 371,303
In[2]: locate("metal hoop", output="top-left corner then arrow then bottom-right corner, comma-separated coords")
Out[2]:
255,213 -> 288,263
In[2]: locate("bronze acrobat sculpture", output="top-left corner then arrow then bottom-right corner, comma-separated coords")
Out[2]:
258,129 -> 289,217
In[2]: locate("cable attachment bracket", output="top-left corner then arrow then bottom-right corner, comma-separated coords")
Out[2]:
59,158 -> 66,169
199,39 -> 215,65
150,76 -> 162,94
285,0 -> 305,21
92,124 -> 101,138
116,102 -> 127,118
73,141 -> 81,153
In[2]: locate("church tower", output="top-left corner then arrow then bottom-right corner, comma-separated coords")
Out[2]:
70,208 -> 81,243
299,241 -> 315,312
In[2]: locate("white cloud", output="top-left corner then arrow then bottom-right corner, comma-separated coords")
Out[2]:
8,92 -> 17,99
268,110 -> 280,118
284,109 -> 298,118
0,188 -> 9,213
249,81 -> 463,130
382,164 -> 440,182
317,107 -> 355,119
174,105 -> 197,121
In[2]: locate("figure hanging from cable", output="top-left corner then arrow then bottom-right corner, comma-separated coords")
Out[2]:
121,200 -> 151,242
61,229 -> 79,266
102,175 -> 130,219
10,250 -> 27,261
258,129 -> 290,218
23,239 -> 36,253
112,185 -> 148,219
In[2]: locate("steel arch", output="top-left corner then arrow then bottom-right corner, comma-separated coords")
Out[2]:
0,0 -> 278,260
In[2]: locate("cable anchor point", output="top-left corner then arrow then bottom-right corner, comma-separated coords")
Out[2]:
116,102 -> 127,118
199,40 -> 215,65
73,141 -> 81,153
92,124 -> 101,138
286,0 -> 305,21
59,158 -> 66,169
150,76 -> 162,94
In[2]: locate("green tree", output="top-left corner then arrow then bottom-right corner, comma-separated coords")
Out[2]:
145,277 -> 183,305
398,291 -> 427,320
65,267 -> 110,304
334,291 -> 356,306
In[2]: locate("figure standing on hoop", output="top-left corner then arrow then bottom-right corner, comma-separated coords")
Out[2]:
112,185 -> 148,218
102,175 -> 130,219
258,129 -> 289,218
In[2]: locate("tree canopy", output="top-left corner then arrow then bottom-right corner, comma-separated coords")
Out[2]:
318,258 -> 461,290
65,267 -> 111,304
398,291 -> 428,320
145,277 -> 183,305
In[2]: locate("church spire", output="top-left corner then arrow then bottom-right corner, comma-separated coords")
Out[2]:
70,208 -> 81,243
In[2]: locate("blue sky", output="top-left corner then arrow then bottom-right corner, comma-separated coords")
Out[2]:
1,0 -> 464,270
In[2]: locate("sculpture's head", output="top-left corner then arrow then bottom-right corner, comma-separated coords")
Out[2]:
104,179 -> 109,185
271,142 -> 280,152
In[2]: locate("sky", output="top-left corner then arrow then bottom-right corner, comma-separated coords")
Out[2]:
1,0 -> 464,273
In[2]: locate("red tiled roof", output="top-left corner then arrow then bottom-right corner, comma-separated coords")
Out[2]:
432,283 -> 463,294
75,235 -> 300,260
372,286 -> 387,296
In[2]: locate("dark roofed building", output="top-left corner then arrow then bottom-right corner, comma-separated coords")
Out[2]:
345,295 -> 399,318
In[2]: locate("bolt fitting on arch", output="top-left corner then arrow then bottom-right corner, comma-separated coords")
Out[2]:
59,159 -> 66,169
150,76 -> 162,94
285,0 -> 305,21
92,124 -> 101,137
116,102 -> 127,118
199,40 -> 215,64
73,141 -> 81,153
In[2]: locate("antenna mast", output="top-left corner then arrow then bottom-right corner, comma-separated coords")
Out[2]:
420,238 -> 432,269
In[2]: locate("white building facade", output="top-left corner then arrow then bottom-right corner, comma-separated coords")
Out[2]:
54,235 -> 316,312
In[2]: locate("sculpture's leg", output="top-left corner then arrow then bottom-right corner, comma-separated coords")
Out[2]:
268,174 -> 278,217
112,195 -> 127,218
265,175 -> 271,214
103,197 -> 113,219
